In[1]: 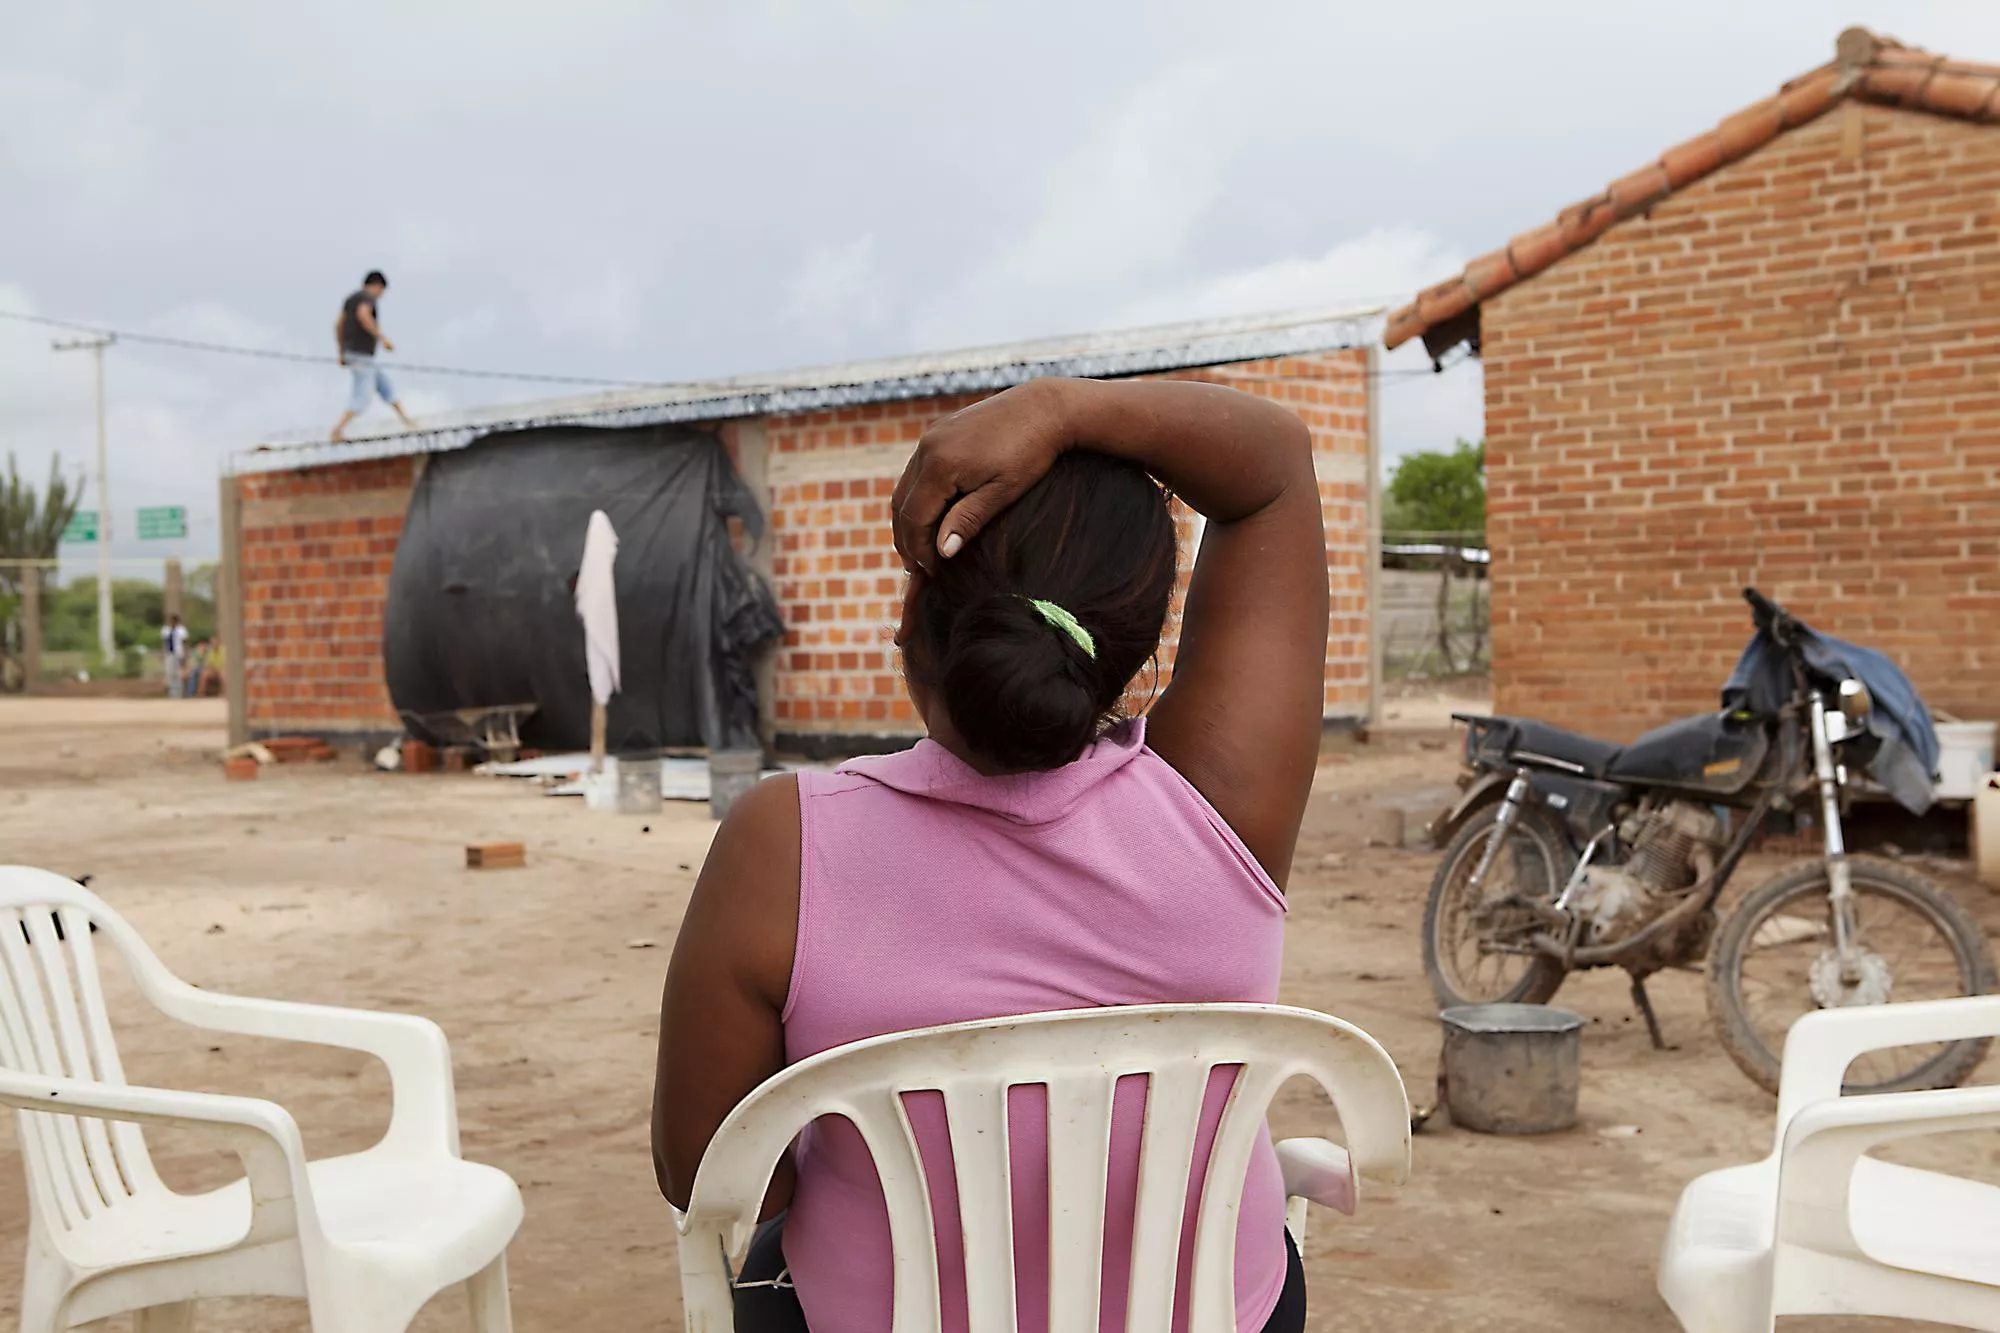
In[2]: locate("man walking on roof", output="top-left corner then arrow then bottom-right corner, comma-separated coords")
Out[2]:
330,270 -> 417,441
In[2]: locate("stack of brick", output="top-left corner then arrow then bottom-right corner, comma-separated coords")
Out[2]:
261,736 -> 339,763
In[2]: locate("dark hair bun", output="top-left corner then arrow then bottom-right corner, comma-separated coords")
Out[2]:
939,595 -> 1100,771
908,450 -> 1177,773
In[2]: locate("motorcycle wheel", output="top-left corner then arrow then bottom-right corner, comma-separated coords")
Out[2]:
1707,856 -> 1996,1096
1422,804 -> 1573,1010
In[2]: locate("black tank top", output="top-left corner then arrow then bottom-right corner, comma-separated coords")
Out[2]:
340,291 -> 378,356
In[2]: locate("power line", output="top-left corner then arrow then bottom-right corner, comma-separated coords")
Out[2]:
1375,347 -> 1477,388
4,301 -> 1465,403
0,308 -> 670,388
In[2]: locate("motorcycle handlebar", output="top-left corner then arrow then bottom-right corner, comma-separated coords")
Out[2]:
1742,586 -> 1799,647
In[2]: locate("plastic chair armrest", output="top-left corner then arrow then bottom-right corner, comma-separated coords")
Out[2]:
1275,1137 -> 1357,1216
0,1067 -> 310,1247
671,1207 -> 740,1332
1776,997 -> 2000,1134
1778,1084 -> 2000,1261
146,981 -> 459,1155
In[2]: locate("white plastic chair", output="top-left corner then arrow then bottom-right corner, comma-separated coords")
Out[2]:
1658,995 -> 2000,1331
0,866 -> 523,1332
674,1002 -> 1412,1332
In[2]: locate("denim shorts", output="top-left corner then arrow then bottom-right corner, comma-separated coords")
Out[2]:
346,356 -> 395,412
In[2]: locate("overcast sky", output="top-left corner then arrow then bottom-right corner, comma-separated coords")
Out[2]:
6,1 -> 1999,564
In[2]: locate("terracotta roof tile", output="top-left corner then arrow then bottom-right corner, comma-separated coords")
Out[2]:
1558,197 -> 1620,251
1383,28 -> 2000,351
1659,134 -> 1726,189
1462,250 -> 1517,301
1717,95 -> 1789,160
1916,68 -> 2000,119
1857,61 -> 1930,103
1507,221 -> 1569,276
1607,163 -> 1671,213
1775,69 -> 1842,126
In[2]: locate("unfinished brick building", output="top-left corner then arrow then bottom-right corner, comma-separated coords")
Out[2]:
219,310 -> 1381,753
1385,28 -> 2000,738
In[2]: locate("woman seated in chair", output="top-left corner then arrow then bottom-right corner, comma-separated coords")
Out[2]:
656,377 -> 1328,1333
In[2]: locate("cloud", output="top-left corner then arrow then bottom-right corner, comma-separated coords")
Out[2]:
785,235 -> 888,333
151,300 -> 293,352
891,55 -> 1488,470
429,303 -> 508,359
909,60 -> 1234,346
1096,227 -> 1484,467
1107,226 -> 1463,327
881,46 -> 1487,473
388,218 -> 459,277
0,71 -> 156,209
535,264 -> 653,347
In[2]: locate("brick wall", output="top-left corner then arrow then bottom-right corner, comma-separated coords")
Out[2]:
236,456 -> 417,736
1484,104 -> 2000,738
762,395 -> 949,738
1183,354 -> 1373,721
765,351 -> 1373,742
232,352 -> 1373,745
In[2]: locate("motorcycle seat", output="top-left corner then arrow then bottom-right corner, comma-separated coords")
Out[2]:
1485,716 -> 1624,779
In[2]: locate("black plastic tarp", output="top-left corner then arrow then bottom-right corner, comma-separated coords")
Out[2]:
382,425 -> 782,754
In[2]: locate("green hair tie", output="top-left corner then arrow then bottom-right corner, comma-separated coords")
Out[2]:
1025,598 -> 1096,660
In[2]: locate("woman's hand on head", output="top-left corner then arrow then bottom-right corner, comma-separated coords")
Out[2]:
893,379 -> 1074,572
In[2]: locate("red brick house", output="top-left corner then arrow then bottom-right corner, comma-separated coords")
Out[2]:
1385,28 -> 2000,738
218,308 -> 1382,753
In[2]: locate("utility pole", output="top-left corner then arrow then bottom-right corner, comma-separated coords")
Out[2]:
53,333 -> 116,663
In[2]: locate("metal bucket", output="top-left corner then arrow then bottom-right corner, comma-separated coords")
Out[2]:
1439,1003 -> 1584,1135
708,749 -> 763,822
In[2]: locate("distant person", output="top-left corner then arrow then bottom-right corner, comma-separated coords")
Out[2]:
182,639 -> 210,698
160,614 -> 188,698
199,639 -> 226,697
330,270 -> 417,442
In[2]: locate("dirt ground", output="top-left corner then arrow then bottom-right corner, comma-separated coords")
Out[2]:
1,696 -> 1994,1331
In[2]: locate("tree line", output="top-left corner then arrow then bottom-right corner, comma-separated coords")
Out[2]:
1383,438 -> 1484,542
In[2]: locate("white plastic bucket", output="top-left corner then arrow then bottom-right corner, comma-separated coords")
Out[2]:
1975,773 -> 2000,891
583,757 -> 620,812
1935,722 -> 1998,801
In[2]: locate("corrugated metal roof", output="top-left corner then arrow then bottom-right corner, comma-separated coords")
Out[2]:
229,303 -> 1382,475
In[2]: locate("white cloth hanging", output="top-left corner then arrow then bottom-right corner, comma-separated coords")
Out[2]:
574,510 -> 621,705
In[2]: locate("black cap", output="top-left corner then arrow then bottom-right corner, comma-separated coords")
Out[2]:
364,270 -> 388,288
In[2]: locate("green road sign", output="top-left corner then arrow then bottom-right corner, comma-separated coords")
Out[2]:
136,505 -> 187,540
60,510 -> 98,544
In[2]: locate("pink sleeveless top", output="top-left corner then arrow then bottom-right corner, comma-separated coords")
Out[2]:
782,718 -> 1290,1333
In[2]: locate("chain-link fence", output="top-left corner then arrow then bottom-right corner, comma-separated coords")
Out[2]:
0,558 -> 221,696
1381,531 -> 1488,680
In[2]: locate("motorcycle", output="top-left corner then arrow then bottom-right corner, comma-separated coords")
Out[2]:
1422,588 -> 1995,1094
